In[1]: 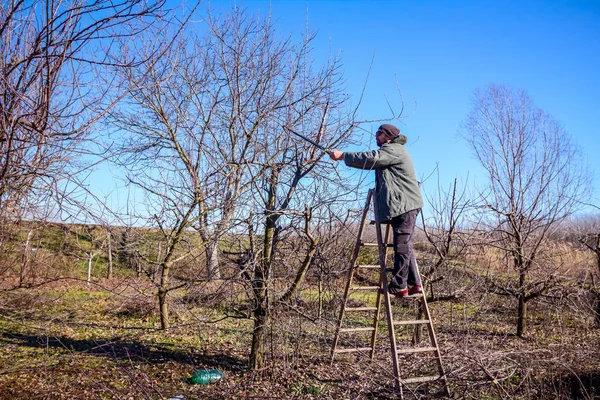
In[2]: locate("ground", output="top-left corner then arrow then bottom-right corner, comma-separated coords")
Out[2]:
0,279 -> 599,399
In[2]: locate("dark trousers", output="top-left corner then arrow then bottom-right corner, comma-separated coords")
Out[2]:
389,209 -> 422,289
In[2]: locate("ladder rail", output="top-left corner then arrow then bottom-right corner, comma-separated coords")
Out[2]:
369,224 -> 391,359
372,198 -> 403,395
420,290 -> 449,395
330,189 -> 374,363
409,251 -> 449,396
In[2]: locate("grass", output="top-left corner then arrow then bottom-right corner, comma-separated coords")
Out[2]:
1,278 -> 599,399
1,222 -> 599,399
0,281 -> 255,398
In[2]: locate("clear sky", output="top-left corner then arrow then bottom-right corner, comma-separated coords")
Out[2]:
223,0 -> 600,203
88,0 -> 600,218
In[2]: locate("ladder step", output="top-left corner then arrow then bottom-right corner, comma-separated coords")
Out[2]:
356,264 -> 380,269
345,307 -> 378,311
334,347 -> 372,354
394,319 -> 431,326
401,375 -> 441,384
339,327 -> 376,333
361,241 -> 393,247
350,286 -> 379,291
396,346 -> 438,355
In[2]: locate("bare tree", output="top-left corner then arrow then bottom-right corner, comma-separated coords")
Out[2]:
420,173 -> 480,301
461,84 -> 590,337
0,0 -> 166,218
238,42 -> 379,367
107,5 -> 385,366
107,6 -> 302,328
0,0 -> 168,290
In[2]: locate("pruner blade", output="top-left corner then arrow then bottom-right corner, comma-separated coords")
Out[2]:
284,126 -> 329,152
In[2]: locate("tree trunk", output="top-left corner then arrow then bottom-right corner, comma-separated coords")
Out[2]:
249,302 -> 267,368
595,291 -> 600,328
250,249 -> 271,369
119,228 -> 136,274
249,166 -> 278,370
159,262 -> 170,330
318,274 -> 323,319
517,270 -> 527,337
206,240 -> 221,280
517,295 -> 527,337
280,207 -> 318,303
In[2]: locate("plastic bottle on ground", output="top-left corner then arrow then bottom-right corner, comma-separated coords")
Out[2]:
190,369 -> 223,385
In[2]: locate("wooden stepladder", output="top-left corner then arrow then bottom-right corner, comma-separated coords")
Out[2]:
330,189 -> 449,398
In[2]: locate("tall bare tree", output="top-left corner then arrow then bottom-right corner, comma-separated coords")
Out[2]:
0,0 -> 165,218
0,0 -> 167,288
420,173 -> 479,301
108,5 -> 384,365
461,84 -> 590,337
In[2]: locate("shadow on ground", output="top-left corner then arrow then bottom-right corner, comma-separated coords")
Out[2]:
0,331 -> 245,372
551,373 -> 600,399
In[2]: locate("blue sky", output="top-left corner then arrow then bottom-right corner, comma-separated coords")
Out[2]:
223,0 -> 600,202
88,1 -> 599,218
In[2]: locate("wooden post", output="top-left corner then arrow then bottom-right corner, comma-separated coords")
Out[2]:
20,230 -> 33,286
87,252 -> 93,285
106,229 -> 113,279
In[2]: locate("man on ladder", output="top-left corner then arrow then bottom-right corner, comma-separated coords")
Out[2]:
329,124 -> 423,298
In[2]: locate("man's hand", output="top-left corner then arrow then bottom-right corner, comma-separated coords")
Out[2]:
329,150 -> 344,161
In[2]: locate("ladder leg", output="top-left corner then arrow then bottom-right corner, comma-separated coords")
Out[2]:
421,295 -> 449,396
412,252 -> 450,396
369,276 -> 382,359
373,214 -> 402,394
369,224 -> 392,359
330,254 -> 357,364
331,190 -> 374,364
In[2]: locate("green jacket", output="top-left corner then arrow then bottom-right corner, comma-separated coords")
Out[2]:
344,136 -> 423,222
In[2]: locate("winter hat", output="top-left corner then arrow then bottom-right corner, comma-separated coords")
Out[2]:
377,124 -> 400,138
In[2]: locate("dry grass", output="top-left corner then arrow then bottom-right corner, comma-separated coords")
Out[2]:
0,222 -> 598,399
0,270 -> 598,399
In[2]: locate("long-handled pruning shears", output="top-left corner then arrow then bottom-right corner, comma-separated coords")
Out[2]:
284,126 -> 330,153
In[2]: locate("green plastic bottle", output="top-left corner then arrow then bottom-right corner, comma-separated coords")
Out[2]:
190,369 -> 223,385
